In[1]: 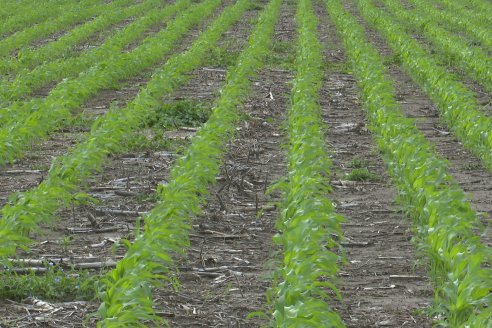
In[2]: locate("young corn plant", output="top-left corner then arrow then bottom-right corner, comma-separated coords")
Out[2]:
435,0 -> 492,27
407,0 -> 492,50
0,0 -> 82,38
270,0 -> 345,326
0,0 -> 182,105
0,0 -> 218,163
0,0 -> 252,263
0,0 -> 160,75
0,0 -> 112,58
96,0 -> 282,325
354,0 -> 492,172
326,0 -> 491,326
380,0 -> 492,93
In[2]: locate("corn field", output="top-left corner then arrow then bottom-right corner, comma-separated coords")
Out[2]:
0,0 -> 490,326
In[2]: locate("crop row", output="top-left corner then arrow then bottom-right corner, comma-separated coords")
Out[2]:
0,0 -> 236,261
327,0 -> 491,325
460,0 -> 492,21
0,0 -> 160,75
0,1 -> 31,22
0,0 -> 181,105
0,0 -> 218,164
95,0 -> 282,325
270,0 -> 345,326
0,0 -> 121,58
407,0 -> 492,51
436,0 -> 492,27
0,0 -> 81,38
381,0 -> 492,93
355,0 -> 492,171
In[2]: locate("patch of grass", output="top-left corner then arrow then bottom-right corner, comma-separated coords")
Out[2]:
135,191 -> 159,204
31,164 -> 50,171
345,167 -> 380,182
0,266 -> 99,302
350,156 -> 368,169
203,41 -> 240,68
382,53 -> 402,66
153,99 -> 212,128
250,0 -> 264,10
267,40 -> 295,68
126,99 -> 212,151
126,130 -> 190,152
325,60 -> 351,74
68,114 -> 93,131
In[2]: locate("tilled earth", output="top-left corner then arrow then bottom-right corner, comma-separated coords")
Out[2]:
1,0 -> 491,327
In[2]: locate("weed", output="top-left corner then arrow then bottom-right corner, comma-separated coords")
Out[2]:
60,236 -> 73,253
462,161 -> 481,171
135,191 -> 159,204
267,40 -> 295,68
69,114 -> 93,131
350,156 -> 368,169
382,53 -> 401,65
153,100 -> 212,129
0,266 -> 98,302
346,167 -> 379,182
202,41 -> 239,67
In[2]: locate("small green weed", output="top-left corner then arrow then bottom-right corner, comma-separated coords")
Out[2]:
135,191 -> 159,203
350,156 -> 368,168
203,42 -> 239,67
346,167 -> 380,182
69,114 -> 94,131
60,236 -> 73,253
127,129 -> 190,151
0,266 -> 98,302
267,40 -> 295,68
382,53 -> 402,65
152,99 -> 212,129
